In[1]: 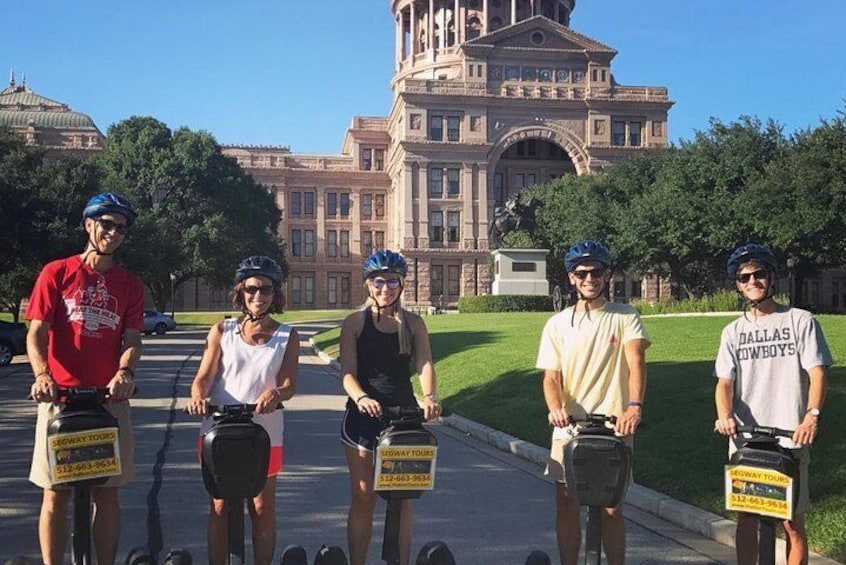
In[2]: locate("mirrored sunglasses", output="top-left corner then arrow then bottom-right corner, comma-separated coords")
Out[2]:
736,269 -> 769,284
372,278 -> 401,290
572,268 -> 606,280
244,284 -> 274,296
97,218 -> 129,235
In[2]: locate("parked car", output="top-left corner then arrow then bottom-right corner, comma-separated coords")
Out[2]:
143,311 -> 177,335
0,320 -> 27,365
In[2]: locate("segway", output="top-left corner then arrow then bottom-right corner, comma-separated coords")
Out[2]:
373,406 -> 451,565
724,425 -> 799,565
563,414 -> 632,565
196,402 -> 276,565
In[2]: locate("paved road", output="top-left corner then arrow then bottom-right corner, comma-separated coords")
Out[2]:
0,324 -> 737,564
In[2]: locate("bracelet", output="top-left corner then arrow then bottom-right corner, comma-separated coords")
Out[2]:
35,371 -> 52,380
118,367 -> 135,379
423,393 -> 438,402
627,401 -> 643,409
355,393 -> 370,405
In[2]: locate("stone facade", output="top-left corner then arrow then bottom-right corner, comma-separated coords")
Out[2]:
222,2 -> 673,309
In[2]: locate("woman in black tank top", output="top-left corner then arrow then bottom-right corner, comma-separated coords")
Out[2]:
339,251 -> 440,565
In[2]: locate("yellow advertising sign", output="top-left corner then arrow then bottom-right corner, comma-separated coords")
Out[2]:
48,428 -> 121,484
375,445 -> 438,491
724,465 -> 794,521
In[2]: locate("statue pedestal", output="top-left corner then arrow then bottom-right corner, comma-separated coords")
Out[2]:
491,248 -> 549,296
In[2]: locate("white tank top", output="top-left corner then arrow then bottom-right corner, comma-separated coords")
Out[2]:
200,318 -> 291,446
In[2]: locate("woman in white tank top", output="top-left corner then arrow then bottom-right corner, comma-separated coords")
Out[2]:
186,256 -> 299,565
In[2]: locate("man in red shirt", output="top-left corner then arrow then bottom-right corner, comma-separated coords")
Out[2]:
27,192 -> 144,565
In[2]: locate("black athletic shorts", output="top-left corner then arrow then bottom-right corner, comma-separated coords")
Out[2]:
341,402 -> 389,452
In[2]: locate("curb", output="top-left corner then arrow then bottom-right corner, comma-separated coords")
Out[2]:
309,339 -> 841,565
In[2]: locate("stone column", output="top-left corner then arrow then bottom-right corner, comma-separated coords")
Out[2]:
511,0 -> 517,24
455,0 -> 461,45
483,0 -> 488,34
418,164 -> 430,247
403,164 -> 417,249
478,165 -> 490,250
462,164 -> 474,248
410,2 -> 417,57
429,0 -> 435,57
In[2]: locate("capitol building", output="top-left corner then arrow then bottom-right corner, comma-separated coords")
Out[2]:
3,0 -> 677,311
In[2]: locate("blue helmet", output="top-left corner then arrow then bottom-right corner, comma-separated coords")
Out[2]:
727,243 -> 777,281
564,240 -> 611,273
234,255 -> 284,285
82,192 -> 137,227
362,250 -> 408,279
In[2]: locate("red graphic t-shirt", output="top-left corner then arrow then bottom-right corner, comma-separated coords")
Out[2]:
26,255 -> 144,387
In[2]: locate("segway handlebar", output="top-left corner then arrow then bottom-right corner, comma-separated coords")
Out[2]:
735,425 -> 795,439
383,405 -> 425,425
568,413 -> 618,426
55,386 -> 112,402
184,402 -> 284,417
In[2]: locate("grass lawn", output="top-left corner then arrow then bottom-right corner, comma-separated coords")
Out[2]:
313,312 -> 846,561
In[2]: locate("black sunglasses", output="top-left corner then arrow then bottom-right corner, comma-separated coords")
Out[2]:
371,278 -> 402,290
244,284 -> 274,296
97,218 -> 129,235
572,268 -> 606,280
736,269 -> 769,284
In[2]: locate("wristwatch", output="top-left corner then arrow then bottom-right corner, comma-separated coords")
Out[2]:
807,407 -> 820,418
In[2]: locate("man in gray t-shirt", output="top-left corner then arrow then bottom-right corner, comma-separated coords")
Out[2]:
714,243 -> 831,565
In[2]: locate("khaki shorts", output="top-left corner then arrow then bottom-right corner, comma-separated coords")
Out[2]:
30,400 -> 135,489
729,442 -> 810,516
545,425 -> 634,484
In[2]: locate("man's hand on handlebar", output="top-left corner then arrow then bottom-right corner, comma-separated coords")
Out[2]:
714,416 -> 737,438
30,373 -> 58,403
615,405 -> 641,436
793,414 -> 818,446
548,407 -> 569,428
107,371 -> 135,400
186,397 -> 210,417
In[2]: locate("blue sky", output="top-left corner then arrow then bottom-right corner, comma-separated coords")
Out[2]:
3,1 -> 845,154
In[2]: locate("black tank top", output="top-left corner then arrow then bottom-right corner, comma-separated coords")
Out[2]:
354,309 -> 415,407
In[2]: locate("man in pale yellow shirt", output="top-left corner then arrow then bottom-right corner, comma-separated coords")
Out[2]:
536,240 -> 650,565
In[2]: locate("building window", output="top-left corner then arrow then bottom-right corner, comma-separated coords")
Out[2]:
431,265 -> 444,296
429,167 -> 443,197
629,122 -> 642,147
291,229 -> 302,257
448,265 -> 460,296
362,194 -> 373,219
340,193 -> 350,216
527,139 -> 538,157
304,230 -> 315,257
291,276 -> 302,306
290,192 -> 302,216
361,148 -> 372,170
340,230 -> 350,257
362,231 -> 373,257
304,275 -> 315,306
374,149 -> 385,171
375,194 -> 385,218
304,191 -> 315,215
327,192 -> 337,217
447,116 -> 460,141
447,168 -> 460,197
327,230 -> 338,258
493,173 -> 504,206
447,211 -> 460,242
612,121 -> 626,146
341,276 -> 351,305
375,231 -> 385,250
630,279 -> 642,298
429,115 -> 443,141
430,212 -> 443,243
328,276 -> 338,306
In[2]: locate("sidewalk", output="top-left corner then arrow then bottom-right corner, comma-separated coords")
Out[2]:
312,339 -> 842,565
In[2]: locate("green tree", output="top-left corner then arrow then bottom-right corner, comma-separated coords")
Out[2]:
97,116 -> 287,311
0,128 -> 98,320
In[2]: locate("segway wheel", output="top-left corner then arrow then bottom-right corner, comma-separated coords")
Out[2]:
415,541 -> 456,565
125,546 -> 156,565
279,545 -> 308,565
163,548 -> 193,565
313,544 -> 348,565
525,549 -> 552,565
